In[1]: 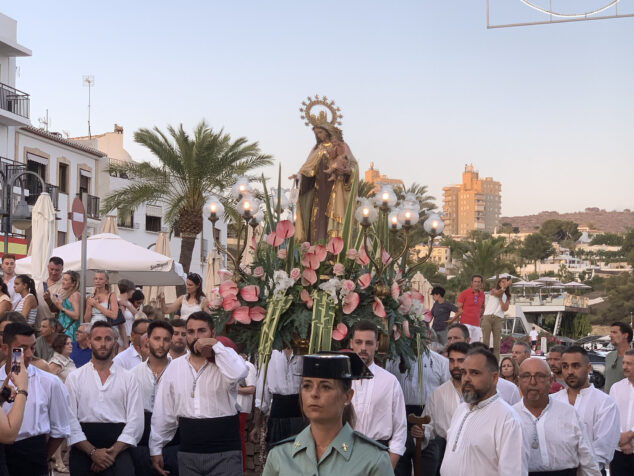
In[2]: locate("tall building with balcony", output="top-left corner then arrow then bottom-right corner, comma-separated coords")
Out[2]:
364,162 -> 403,192
442,164 -> 501,236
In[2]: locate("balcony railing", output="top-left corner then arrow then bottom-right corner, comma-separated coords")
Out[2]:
86,194 -> 100,220
0,83 -> 30,119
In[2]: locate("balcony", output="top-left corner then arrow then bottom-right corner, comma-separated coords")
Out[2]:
86,194 -> 100,220
0,82 -> 30,126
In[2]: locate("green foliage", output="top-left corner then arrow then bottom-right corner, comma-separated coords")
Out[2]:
622,229 -> 634,268
590,233 -> 624,246
540,219 -> 581,243
559,313 -> 592,339
596,273 -> 634,325
521,233 -> 554,271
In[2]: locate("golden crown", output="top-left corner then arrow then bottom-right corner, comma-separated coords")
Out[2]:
299,95 -> 343,128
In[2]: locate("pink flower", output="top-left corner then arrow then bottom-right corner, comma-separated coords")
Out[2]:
277,249 -> 288,260
423,310 -> 433,323
232,306 -> 251,324
301,289 -> 314,309
391,282 -> 400,300
382,250 -> 391,265
342,292 -> 360,314
301,268 -> 318,286
333,263 -> 345,276
219,281 -> 238,298
208,291 -> 223,309
222,295 -> 240,312
341,280 -> 355,293
356,246 -> 370,266
302,245 -> 327,270
357,273 -> 371,290
372,297 -> 386,318
411,290 -> 425,304
402,320 -> 411,338
239,285 -> 260,302
250,235 -> 257,251
332,323 -> 348,341
346,249 -> 359,260
327,237 -> 344,255
275,220 -> 295,239
392,324 -> 401,341
313,245 -> 327,261
218,269 -> 232,282
253,266 -> 265,279
249,306 -> 266,322
266,233 -> 283,247
290,268 -> 301,281
300,241 -> 311,252
398,293 -> 412,314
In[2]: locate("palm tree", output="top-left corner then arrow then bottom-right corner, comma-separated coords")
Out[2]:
460,236 -> 514,286
101,121 -> 273,273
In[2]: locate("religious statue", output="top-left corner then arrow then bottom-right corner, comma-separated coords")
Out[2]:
294,95 -> 358,243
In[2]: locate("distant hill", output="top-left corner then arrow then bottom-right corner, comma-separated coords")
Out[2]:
499,208 -> 634,234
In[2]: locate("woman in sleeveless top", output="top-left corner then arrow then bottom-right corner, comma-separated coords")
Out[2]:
51,271 -> 81,341
0,282 -> 12,315
12,275 -> 38,326
83,270 -> 118,324
158,272 -> 210,319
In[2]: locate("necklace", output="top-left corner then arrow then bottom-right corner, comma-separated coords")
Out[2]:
452,394 -> 499,451
529,398 -> 552,449
189,361 -> 209,398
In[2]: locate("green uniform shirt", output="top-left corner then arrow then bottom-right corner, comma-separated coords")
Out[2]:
263,422 -> 393,476
604,351 -> 624,394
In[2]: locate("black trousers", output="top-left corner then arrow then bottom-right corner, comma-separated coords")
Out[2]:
129,445 -> 180,476
395,405 -> 447,476
529,469 -> 576,476
610,451 -> 634,476
69,422 -> 134,476
4,434 -> 48,476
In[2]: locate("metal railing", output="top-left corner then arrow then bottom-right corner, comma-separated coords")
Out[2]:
0,83 -> 30,119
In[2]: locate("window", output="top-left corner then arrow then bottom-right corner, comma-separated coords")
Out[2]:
26,155 -> 47,205
58,163 -> 69,194
117,209 -> 134,228
57,231 -> 67,246
80,174 -> 91,196
145,215 -> 162,232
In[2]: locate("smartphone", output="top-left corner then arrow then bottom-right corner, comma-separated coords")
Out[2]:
11,348 -> 22,374
43,282 -> 48,293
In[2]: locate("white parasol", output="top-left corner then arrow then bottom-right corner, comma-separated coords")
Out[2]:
143,231 -> 178,306
30,193 -> 56,285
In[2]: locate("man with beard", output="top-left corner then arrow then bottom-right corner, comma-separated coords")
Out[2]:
609,349 -> 634,475
440,347 -> 526,476
513,358 -> 599,475
131,320 -> 179,475
349,320 -> 407,469
546,345 -> 567,389
149,311 -> 247,476
411,342 -> 471,475
169,318 -> 188,359
471,342 -> 521,405
113,318 -> 150,370
65,320 -> 144,475
1,322 -> 71,476
604,322 -> 633,394
552,346 -> 620,473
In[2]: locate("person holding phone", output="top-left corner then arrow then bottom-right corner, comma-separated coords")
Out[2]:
0,346 -> 28,476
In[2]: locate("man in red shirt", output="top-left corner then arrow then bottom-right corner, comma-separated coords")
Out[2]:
454,275 -> 485,343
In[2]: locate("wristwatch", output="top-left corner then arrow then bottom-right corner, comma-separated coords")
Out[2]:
89,447 -> 97,458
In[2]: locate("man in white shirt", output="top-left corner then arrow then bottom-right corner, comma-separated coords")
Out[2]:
529,326 -> 539,351
237,353 -> 257,472
1,253 -> 19,305
387,350 -> 449,476
168,318 -> 188,359
440,347 -> 527,476
350,319 -> 407,469
411,341 -> 471,475
471,341 -> 521,405
446,323 -> 471,345
513,341 -> 532,367
130,320 -> 177,476
608,349 -> 634,475
37,256 -> 65,328
514,357 -> 600,475
552,346 -> 620,473
65,320 -> 144,475
113,318 -> 149,370
1,322 -> 71,476
149,311 -> 248,476
249,348 -> 305,449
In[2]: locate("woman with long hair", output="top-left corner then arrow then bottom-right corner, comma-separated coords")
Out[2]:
51,271 -> 81,341
480,276 -> 511,359
0,282 -> 11,315
83,271 -> 118,324
12,275 -> 38,326
500,356 -> 520,386
158,272 -> 209,319
263,352 -> 392,475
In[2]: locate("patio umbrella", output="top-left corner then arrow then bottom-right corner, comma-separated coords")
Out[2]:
30,193 -> 56,287
16,233 -> 186,286
100,215 -> 119,234
143,231 -> 177,307
487,273 -> 519,281
203,248 -> 222,296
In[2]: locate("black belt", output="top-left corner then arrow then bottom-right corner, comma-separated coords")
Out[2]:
140,411 -> 180,448
80,422 -> 126,448
4,434 -> 47,475
178,415 -> 241,454
377,439 -> 390,449
270,393 -> 302,418
529,469 -> 577,476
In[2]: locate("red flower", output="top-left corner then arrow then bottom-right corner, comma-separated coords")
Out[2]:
372,297 -> 386,318
301,268 -> 318,286
265,233 -> 284,247
402,320 -> 411,338
219,281 -> 238,298
300,289 -> 314,309
232,306 -> 251,324
358,273 -> 371,290
239,285 -> 260,302
222,295 -> 240,312
391,282 -> 400,300
356,246 -> 370,266
332,323 -> 348,341
327,237 -> 344,255
275,220 -> 295,239
343,292 -> 360,314
249,306 -> 266,322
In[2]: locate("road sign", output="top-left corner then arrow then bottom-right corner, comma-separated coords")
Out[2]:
71,197 -> 86,238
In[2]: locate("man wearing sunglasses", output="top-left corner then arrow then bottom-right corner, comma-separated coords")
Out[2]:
453,275 -> 485,343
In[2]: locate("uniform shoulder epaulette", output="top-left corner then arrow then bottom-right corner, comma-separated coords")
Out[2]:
269,435 -> 296,449
352,431 -> 388,450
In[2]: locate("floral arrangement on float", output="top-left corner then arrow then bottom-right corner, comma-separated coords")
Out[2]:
205,168 -> 445,376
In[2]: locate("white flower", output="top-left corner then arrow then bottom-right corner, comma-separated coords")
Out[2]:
319,278 -> 341,303
409,300 -> 424,319
273,270 -> 294,296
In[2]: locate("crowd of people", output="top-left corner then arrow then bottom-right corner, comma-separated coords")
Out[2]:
0,258 -> 632,475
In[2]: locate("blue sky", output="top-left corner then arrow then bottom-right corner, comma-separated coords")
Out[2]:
4,1 -> 634,216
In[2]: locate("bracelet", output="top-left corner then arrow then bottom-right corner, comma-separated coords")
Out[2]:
16,389 -> 28,398
89,447 -> 97,458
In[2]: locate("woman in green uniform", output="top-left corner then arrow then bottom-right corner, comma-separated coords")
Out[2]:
263,351 -> 393,475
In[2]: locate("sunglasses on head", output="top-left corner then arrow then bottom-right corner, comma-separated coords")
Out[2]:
187,273 -> 201,285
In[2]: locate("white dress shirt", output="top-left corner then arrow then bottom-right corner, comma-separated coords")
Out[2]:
513,398 -> 600,475
255,350 -> 303,414
386,351 -> 450,406
352,362 -> 407,456
552,385 -> 620,469
131,358 -> 172,412
423,379 -> 462,440
441,395 -> 527,476
237,360 -> 257,414
65,361 -> 144,447
113,345 -> 143,371
483,293 -> 507,318
0,364 -> 71,441
609,377 -> 634,452
149,342 -> 248,456
497,377 -> 521,406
